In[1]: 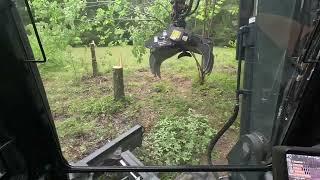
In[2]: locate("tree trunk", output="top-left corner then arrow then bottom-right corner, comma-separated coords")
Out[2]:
113,66 -> 125,100
202,0 -> 209,38
208,0 -> 217,36
90,40 -> 98,77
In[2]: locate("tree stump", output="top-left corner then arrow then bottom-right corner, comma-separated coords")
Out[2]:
90,40 -> 98,77
113,66 -> 125,100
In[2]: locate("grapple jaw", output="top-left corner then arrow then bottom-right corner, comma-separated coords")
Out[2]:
145,26 -> 214,78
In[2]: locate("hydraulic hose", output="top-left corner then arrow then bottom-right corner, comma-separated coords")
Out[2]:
207,103 -> 239,165
207,30 -> 244,165
182,0 -> 194,17
187,0 -> 200,16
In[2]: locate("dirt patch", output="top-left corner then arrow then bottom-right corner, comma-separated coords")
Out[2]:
52,113 -> 70,121
61,134 -> 105,161
213,130 -> 238,164
217,65 -> 237,74
81,75 -> 111,84
126,72 -> 155,94
167,75 -> 192,96
125,71 -> 193,132
136,106 -> 159,132
110,113 -> 134,133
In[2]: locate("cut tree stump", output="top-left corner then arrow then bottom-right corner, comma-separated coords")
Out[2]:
90,40 -> 98,77
113,66 -> 125,100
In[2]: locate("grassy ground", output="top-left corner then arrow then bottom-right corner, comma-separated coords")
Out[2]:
40,46 -> 239,167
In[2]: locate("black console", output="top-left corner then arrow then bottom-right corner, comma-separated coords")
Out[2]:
273,146 -> 320,180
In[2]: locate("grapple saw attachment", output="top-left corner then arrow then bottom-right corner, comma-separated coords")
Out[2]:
145,0 -> 214,78
145,26 -> 214,78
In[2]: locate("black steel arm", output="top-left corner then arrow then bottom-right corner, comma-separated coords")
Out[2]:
66,164 -> 272,173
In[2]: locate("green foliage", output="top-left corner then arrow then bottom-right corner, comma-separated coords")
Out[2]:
152,95 -> 191,116
28,0 -> 239,66
129,27 -> 152,62
228,40 -> 237,48
195,0 -> 226,21
69,96 -> 130,116
142,112 -> 216,165
128,0 -> 239,59
189,0 -> 239,45
91,0 -> 131,46
128,0 -> 171,61
28,0 -> 89,69
210,0 -> 239,45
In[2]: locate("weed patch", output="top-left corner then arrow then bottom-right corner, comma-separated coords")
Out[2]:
55,118 -> 96,139
69,96 -> 131,116
152,81 -> 172,93
141,112 -> 216,166
151,95 -> 191,116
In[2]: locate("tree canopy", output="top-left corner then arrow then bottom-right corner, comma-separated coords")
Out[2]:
27,0 -> 239,64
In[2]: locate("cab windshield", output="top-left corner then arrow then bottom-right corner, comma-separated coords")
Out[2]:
15,0 -> 316,178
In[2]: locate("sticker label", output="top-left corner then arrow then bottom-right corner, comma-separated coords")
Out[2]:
170,30 -> 182,40
249,17 -> 256,24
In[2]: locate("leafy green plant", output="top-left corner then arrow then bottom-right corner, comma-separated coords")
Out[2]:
142,112 -> 216,165
128,0 -> 171,61
228,40 -> 237,48
28,0 -> 89,69
91,0 -> 131,46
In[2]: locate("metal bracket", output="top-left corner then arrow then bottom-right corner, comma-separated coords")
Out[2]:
236,25 -> 249,61
121,151 -> 160,180
69,125 -> 145,180
238,89 -> 252,95
236,22 -> 257,62
77,125 -> 143,166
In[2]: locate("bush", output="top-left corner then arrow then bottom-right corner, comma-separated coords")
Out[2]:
142,112 -> 216,165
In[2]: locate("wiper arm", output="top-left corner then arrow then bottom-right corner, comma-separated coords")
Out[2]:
271,16 -> 320,146
301,17 -> 320,63
283,16 -> 320,102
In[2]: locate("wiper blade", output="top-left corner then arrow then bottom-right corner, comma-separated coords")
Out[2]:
271,16 -> 320,146
284,17 -> 320,101
301,18 -> 320,63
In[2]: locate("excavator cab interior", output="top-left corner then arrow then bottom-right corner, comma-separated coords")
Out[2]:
1,0 -> 320,179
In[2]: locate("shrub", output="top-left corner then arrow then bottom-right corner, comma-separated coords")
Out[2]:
142,112 -> 216,165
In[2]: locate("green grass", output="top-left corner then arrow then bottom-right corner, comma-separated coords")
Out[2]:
40,45 -> 238,164
56,117 -> 97,138
69,96 -> 130,116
